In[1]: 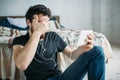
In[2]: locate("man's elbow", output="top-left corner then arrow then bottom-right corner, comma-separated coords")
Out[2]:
16,62 -> 28,71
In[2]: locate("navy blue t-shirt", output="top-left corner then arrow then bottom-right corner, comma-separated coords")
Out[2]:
13,32 -> 67,80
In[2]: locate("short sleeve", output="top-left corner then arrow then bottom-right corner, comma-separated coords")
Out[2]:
54,32 -> 67,52
12,37 -> 19,46
12,33 -> 29,46
12,37 -> 24,46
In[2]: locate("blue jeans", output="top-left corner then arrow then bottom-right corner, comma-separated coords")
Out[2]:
47,46 -> 105,80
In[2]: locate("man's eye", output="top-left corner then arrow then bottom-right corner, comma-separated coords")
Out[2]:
43,14 -> 47,16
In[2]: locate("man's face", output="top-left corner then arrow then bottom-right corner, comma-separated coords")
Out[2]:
33,14 -> 49,22
27,14 -> 50,34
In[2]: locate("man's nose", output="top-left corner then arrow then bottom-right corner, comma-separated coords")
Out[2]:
38,17 -> 43,22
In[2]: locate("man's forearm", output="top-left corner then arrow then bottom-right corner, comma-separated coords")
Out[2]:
14,32 -> 41,71
71,46 -> 84,60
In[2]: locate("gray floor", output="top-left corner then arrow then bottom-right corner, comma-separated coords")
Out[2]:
106,43 -> 120,80
83,43 -> 120,80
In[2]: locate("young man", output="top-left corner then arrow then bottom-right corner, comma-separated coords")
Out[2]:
13,4 -> 105,80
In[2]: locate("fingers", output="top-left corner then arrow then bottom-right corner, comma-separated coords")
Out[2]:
32,15 -> 38,23
42,17 -> 49,24
85,35 -> 94,45
81,34 -> 94,52
85,34 -> 94,44
42,18 -> 49,29
87,34 -> 94,40
86,39 -> 93,45
31,15 -> 49,24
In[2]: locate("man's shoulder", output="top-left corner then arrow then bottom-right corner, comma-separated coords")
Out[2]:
13,33 -> 29,46
14,33 -> 29,40
46,31 -> 59,38
47,31 -> 57,34
47,31 -> 60,36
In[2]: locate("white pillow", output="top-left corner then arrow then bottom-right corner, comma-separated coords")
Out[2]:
7,17 -> 27,28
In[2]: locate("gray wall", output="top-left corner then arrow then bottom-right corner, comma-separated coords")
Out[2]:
0,0 -> 93,30
0,0 -> 120,44
92,0 -> 112,41
92,0 -> 120,44
111,0 -> 120,44
92,0 -> 102,33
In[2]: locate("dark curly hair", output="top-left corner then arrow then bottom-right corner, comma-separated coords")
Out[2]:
25,4 -> 51,22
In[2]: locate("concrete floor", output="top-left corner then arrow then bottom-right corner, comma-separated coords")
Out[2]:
83,43 -> 120,80
106,43 -> 120,80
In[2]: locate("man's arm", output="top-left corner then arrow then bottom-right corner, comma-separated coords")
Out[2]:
63,46 -> 83,60
13,15 -> 49,71
13,32 -> 41,71
63,34 -> 94,60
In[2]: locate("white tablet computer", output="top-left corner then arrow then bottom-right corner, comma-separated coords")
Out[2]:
77,30 -> 93,46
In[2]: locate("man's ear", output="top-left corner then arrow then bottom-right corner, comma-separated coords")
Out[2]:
26,19 -> 30,25
26,19 -> 31,28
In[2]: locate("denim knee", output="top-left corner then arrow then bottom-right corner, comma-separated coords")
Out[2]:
93,46 -> 105,60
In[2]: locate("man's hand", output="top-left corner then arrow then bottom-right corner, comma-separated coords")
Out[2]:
27,15 -> 49,34
63,33 -> 94,60
79,34 -> 94,53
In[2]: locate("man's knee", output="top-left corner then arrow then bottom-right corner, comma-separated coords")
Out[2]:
93,46 -> 105,60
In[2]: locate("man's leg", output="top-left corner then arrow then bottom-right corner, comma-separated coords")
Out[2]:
88,46 -> 105,80
59,46 -> 105,80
